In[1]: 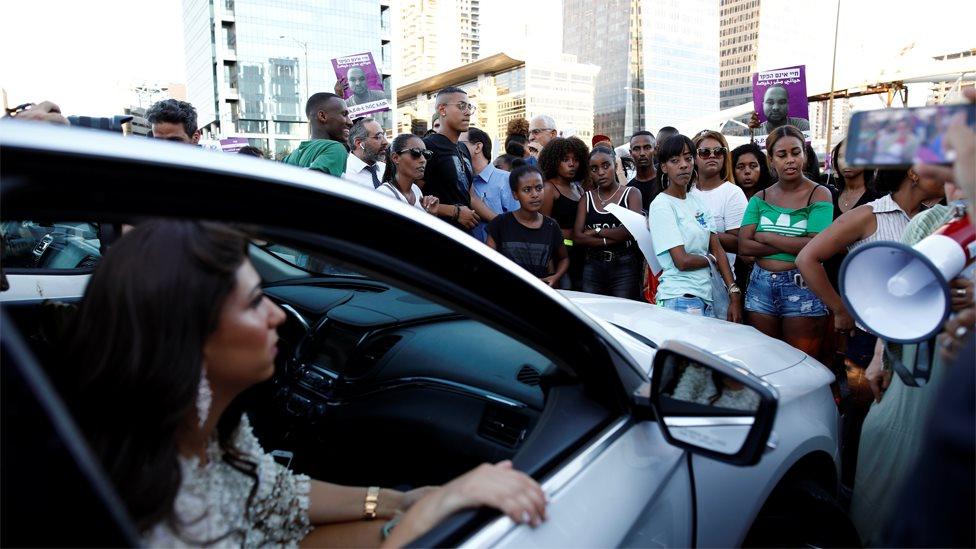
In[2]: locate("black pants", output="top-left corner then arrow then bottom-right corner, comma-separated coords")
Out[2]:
581,249 -> 641,300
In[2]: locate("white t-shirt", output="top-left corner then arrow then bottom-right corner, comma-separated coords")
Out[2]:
376,182 -> 425,210
690,181 -> 748,266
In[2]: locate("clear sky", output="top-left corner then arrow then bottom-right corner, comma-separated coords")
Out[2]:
0,0 -> 185,116
1,0 -> 972,116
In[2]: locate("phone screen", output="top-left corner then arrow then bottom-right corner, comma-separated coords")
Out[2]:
846,103 -> 976,168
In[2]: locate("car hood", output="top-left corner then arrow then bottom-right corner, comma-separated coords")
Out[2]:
562,291 -> 808,378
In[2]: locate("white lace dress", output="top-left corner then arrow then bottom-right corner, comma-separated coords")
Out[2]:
144,417 -> 312,547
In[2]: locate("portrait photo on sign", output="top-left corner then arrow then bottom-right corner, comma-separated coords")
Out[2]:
751,65 -> 810,145
332,52 -> 390,117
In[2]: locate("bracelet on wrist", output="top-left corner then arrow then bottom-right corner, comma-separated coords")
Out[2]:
363,486 -> 380,520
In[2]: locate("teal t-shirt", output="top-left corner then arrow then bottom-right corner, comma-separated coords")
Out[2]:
283,139 -> 347,177
648,192 -> 715,302
740,195 -> 833,262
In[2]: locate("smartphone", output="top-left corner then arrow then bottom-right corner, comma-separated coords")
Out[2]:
846,103 -> 976,168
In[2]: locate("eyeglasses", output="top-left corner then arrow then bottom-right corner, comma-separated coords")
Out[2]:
451,102 -> 478,114
529,128 -> 554,135
697,147 -> 727,159
397,148 -> 433,159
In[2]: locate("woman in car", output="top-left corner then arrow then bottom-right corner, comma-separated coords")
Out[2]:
737,125 -> 833,356
62,220 -> 547,547
647,135 -> 741,321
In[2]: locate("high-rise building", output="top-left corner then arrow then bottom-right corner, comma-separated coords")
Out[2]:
719,0 -> 760,111
563,0 -> 719,145
642,0 -> 720,134
183,0 -> 392,158
562,0 -> 640,145
396,0 -> 481,84
397,52 -> 598,156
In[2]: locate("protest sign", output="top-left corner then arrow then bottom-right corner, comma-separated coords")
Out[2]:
332,52 -> 390,117
751,65 -> 810,146
219,137 -> 249,153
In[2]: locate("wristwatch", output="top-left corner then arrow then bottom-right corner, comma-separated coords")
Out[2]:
728,283 -> 742,295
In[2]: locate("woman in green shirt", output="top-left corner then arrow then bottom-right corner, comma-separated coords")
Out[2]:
738,125 -> 834,357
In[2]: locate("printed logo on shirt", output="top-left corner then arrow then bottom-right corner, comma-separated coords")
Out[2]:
695,211 -> 708,229
759,213 -> 808,236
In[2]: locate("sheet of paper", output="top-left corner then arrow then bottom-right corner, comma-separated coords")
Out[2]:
605,203 -> 661,274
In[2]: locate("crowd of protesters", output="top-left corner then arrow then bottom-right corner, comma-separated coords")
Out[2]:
5,82 -> 974,547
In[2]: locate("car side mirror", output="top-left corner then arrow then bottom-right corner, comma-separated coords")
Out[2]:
650,340 -> 778,466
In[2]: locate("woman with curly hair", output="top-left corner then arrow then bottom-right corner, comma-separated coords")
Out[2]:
540,136 -> 590,289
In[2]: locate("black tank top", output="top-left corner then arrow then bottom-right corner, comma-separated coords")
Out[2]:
551,183 -> 581,229
584,186 -> 634,250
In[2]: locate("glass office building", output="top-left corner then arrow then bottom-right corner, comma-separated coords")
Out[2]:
563,0 -> 719,144
642,0 -> 720,134
183,0 -> 392,158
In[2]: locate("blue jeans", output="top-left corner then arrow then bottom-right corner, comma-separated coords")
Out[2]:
659,295 -> 714,317
745,265 -> 828,317
581,249 -> 641,300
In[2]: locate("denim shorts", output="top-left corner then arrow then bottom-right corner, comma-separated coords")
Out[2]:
745,265 -> 828,317
659,294 -> 714,317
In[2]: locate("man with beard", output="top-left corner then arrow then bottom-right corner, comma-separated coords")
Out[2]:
760,85 -> 810,133
344,66 -> 388,107
343,117 -> 389,188
627,131 -> 659,214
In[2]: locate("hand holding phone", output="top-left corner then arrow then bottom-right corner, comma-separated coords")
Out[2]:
846,103 -> 976,169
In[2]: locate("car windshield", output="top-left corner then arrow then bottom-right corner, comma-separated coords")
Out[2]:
257,241 -> 366,277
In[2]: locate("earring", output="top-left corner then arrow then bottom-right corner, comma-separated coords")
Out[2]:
196,369 -> 212,429
661,173 -> 669,188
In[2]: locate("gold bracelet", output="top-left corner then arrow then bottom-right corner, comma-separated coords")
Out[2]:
363,486 -> 380,520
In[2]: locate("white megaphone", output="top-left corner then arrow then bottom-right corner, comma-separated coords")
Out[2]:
840,204 -> 975,343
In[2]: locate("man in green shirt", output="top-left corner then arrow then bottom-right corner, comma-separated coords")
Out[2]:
283,92 -> 353,177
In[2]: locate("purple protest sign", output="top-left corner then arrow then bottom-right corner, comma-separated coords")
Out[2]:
219,137 -> 249,153
332,52 -> 390,117
752,65 -> 810,146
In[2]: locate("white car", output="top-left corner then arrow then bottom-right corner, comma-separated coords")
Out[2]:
0,123 -> 857,547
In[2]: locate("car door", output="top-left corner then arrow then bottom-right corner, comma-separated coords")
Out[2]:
2,123 -> 694,546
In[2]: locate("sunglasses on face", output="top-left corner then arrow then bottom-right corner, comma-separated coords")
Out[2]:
397,148 -> 433,159
697,147 -> 727,159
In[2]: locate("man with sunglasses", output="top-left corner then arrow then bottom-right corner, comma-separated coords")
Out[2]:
283,92 -> 353,177
422,87 -> 487,233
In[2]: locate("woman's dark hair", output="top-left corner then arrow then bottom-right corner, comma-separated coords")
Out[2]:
829,138 -> 876,193
538,137 -> 586,181
381,133 -> 423,184
803,142 -> 821,181
505,134 -> 527,157
655,134 -> 695,165
64,220 -> 254,535
656,134 -> 697,188
765,125 -> 806,155
875,168 -> 912,194
509,164 -> 544,192
506,117 -> 529,139
237,146 -> 265,158
494,154 -> 516,171
731,143 -> 772,193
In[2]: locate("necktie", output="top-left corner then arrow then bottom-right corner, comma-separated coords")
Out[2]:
365,164 -> 381,188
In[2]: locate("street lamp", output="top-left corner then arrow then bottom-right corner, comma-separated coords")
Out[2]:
280,35 -> 309,102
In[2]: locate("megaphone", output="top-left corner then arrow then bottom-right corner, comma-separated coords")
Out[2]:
840,204 -> 975,343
